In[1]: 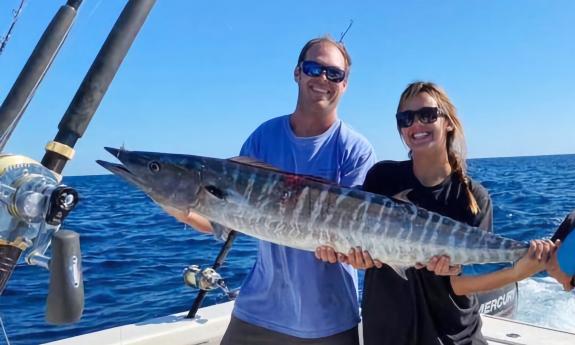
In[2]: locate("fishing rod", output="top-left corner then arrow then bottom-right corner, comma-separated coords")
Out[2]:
184,230 -> 238,319
0,0 -> 155,325
42,0 -> 156,174
0,0 -> 85,326
338,19 -> 353,43
0,0 -> 27,56
0,0 -> 83,152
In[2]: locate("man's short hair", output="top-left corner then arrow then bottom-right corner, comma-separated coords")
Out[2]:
297,36 -> 352,68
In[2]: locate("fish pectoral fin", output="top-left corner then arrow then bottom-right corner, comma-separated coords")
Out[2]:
203,185 -> 246,205
386,264 -> 410,280
204,185 -> 226,199
391,189 -> 413,203
211,222 -> 235,241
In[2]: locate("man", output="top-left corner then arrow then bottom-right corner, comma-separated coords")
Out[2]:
170,37 -> 375,344
547,210 -> 575,291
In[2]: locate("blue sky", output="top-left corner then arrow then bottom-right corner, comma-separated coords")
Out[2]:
0,0 -> 573,176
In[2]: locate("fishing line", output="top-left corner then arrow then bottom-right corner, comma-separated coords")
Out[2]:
87,0 -> 104,20
0,313 -> 11,345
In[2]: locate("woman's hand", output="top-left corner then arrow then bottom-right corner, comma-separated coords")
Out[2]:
346,247 -> 383,269
416,255 -> 461,276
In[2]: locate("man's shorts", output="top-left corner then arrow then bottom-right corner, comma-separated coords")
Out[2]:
220,316 -> 360,345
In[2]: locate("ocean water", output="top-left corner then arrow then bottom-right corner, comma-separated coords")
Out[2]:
0,154 -> 574,344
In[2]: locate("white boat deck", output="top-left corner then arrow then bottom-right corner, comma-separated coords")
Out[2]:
44,301 -> 575,345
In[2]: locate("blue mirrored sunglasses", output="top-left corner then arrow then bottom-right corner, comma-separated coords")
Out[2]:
301,60 -> 346,83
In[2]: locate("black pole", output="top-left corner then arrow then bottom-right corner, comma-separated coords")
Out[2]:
0,245 -> 23,295
186,231 -> 238,319
41,0 -> 156,174
0,0 -> 83,152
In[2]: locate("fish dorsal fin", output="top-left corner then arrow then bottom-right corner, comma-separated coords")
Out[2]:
298,174 -> 338,185
229,156 -> 284,172
228,156 -> 337,186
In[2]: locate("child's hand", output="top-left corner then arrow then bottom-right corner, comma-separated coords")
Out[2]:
514,239 -> 556,280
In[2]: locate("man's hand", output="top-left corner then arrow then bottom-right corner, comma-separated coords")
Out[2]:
315,246 -> 383,269
315,245 -> 340,264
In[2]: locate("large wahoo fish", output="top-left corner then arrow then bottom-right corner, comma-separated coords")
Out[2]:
97,147 -> 529,278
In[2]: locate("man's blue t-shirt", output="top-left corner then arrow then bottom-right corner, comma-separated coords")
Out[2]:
233,114 -> 376,338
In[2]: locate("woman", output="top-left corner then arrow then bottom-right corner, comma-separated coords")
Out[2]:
316,81 -> 555,345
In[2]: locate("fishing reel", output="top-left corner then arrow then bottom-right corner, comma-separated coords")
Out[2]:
183,264 -> 238,300
0,154 -> 83,324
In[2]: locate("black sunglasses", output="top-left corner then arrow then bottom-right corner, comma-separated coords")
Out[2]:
396,107 -> 443,128
300,60 -> 346,83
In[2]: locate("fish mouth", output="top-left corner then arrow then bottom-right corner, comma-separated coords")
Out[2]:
96,159 -> 132,176
97,147 -> 172,208
96,147 -> 137,181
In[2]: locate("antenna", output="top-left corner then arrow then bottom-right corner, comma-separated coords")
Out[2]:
338,19 -> 354,43
0,0 -> 26,56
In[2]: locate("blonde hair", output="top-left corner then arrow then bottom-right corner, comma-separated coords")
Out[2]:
397,81 -> 480,215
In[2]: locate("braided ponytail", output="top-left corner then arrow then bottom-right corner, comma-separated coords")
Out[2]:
448,152 -> 480,215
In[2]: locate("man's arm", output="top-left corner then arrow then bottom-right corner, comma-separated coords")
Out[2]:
162,206 -> 213,233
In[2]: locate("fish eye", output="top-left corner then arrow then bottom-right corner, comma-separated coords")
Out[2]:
148,161 -> 161,173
